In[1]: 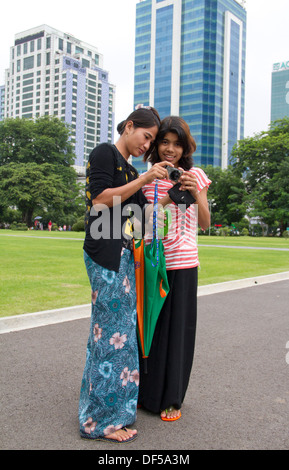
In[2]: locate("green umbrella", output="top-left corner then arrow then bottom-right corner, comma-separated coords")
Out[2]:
142,238 -> 169,357
134,182 -> 170,373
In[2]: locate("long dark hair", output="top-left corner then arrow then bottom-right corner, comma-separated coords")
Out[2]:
144,116 -> 196,170
117,107 -> 161,135
116,107 -> 161,158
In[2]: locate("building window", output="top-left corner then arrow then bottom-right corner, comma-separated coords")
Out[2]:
59,38 -> 63,51
37,54 -> 41,67
46,37 -> 51,49
17,60 -> 21,73
23,72 -> 33,79
46,52 -> 50,66
22,106 -> 33,113
24,43 -> 28,54
75,46 -> 84,54
23,92 -> 33,100
22,99 -> 33,107
67,42 -> 72,54
23,56 -> 34,71
23,86 -> 33,93
17,45 -> 21,56
82,59 -> 90,68
23,79 -> 33,87
30,41 -> 34,53
37,38 -> 42,50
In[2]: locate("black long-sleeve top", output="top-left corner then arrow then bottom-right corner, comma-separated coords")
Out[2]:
83,143 -> 148,272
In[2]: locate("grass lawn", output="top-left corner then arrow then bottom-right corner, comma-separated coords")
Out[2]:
198,234 -> 289,248
198,245 -> 289,285
0,231 -> 89,318
0,230 -> 288,317
197,235 -> 289,285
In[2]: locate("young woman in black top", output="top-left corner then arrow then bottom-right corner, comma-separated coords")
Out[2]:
79,107 -> 172,443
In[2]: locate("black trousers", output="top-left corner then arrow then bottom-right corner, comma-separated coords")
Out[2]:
138,267 -> 198,413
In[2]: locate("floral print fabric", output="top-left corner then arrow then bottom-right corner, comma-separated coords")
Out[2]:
79,249 -> 139,438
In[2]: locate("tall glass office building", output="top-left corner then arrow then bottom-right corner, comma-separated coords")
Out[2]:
271,60 -> 289,123
3,25 -> 115,169
134,0 -> 246,170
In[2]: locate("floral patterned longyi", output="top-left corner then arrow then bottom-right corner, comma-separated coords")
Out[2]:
79,249 -> 139,439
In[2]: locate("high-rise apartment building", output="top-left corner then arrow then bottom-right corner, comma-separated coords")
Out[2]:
3,25 -> 115,168
134,0 -> 246,170
271,60 -> 289,123
0,86 -> 4,121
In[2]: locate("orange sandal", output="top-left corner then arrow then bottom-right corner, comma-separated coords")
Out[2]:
161,406 -> 181,422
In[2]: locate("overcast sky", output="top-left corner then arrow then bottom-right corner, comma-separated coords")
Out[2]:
0,0 -> 289,139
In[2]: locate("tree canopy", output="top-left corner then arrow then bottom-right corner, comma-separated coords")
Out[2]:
0,115 -> 75,166
201,165 -> 247,227
0,116 -> 84,227
231,117 -> 289,233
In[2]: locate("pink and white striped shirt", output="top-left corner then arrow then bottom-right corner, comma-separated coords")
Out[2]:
142,167 -> 211,270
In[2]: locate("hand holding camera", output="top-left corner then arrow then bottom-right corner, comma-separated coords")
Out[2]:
143,161 -> 174,184
179,172 -> 198,195
166,166 -> 197,211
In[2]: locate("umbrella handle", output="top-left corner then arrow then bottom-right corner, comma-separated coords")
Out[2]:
150,181 -> 159,267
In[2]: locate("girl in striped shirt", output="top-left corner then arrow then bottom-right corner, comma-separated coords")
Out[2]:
138,116 -> 211,421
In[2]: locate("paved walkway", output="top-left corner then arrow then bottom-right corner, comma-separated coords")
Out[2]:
1,273 -> 289,450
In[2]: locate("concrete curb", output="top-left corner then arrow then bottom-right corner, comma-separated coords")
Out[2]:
197,270 -> 289,296
1,271 -> 289,335
0,303 -> 91,334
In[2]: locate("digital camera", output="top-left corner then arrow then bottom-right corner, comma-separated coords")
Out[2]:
166,166 -> 183,182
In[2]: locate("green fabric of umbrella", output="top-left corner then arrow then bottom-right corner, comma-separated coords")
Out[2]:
142,237 -> 169,359
135,181 -> 170,374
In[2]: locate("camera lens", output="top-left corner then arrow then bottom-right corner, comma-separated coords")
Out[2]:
170,170 -> 180,181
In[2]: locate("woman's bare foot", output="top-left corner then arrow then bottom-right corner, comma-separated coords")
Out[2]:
105,427 -> 137,442
160,406 -> 181,421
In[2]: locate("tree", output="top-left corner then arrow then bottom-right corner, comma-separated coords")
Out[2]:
0,115 -> 75,166
0,162 -> 81,226
201,165 -> 247,227
0,116 -> 82,227
231,117 -> 289,233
